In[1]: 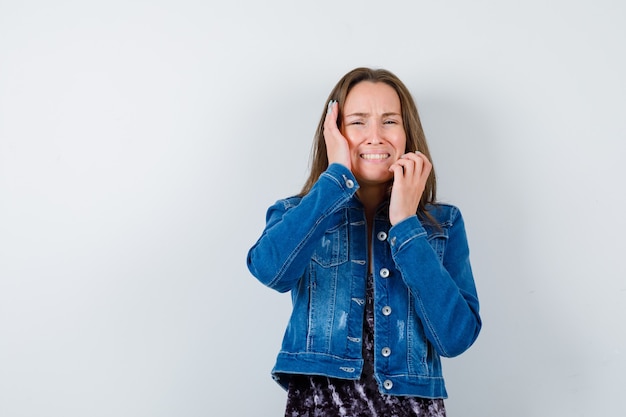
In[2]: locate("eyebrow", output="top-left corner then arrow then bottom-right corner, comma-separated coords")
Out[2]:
344,112 -> 402,118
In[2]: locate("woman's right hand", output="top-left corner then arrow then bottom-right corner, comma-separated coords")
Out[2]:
323,100 -> 352,171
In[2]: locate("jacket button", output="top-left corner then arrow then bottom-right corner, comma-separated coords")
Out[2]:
382,347 -> 391,357
377,231 -> 387,241
345,179 -> 354,189
382,306 -> 392,316
379,268 -> 390,278
383,379 -> 393,390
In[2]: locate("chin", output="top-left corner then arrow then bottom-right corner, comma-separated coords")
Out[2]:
355,170 -> 393,185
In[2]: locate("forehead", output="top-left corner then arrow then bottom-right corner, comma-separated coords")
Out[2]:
344,81 -> 401,111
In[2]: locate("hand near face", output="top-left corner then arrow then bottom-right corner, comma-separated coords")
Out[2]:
323,100 -> 352,171
388,151 -> 432,225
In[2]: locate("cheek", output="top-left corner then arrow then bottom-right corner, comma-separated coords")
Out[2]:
394,135 -> 407,153
342,131 -> 361,150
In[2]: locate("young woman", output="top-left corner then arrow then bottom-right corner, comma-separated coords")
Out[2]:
247,67 -> 481,416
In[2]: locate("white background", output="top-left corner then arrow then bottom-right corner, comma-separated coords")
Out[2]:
1,1 -> 625,416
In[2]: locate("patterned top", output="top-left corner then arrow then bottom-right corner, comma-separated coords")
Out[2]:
284,274 -> 446,416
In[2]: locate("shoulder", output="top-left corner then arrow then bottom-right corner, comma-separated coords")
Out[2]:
421,203 -> 467,237
266,196 -> 302,214
425,203 -> 462,224
278,196 -> 303,208
263,195 -> 303,223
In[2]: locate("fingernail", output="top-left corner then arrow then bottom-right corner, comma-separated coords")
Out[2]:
415,150 -> 421,154
327,100 -> 334,114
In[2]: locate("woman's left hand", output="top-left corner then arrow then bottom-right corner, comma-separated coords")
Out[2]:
388,151 -> 432,225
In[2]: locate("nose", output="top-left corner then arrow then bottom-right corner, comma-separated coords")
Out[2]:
366,124 -> 384,144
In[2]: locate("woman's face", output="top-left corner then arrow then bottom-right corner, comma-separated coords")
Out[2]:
341,81 -> 407,188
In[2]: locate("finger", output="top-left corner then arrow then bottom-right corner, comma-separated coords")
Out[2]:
398,155 -> 421,177
323,102 -> 342,145
415,152 -> 433,178
388,162 -> 405,179
403,152 -> 431,177
413,151 -> 432,167
327,99 -> 334,114
394,158 -> 414,178
324,100 -> 338,131
401,151 -> 425,164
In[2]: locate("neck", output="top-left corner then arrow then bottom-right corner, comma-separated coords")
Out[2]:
357,183 -> 388,220
358,183 -> 388,275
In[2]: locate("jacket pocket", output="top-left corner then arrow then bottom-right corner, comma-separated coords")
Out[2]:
311,212 -> 349,267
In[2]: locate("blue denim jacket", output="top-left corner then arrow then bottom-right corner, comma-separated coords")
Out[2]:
247,163 -> 481,399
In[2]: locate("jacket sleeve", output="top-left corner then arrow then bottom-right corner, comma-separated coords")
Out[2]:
247,164 -> 358,293
388,208 -> 481,357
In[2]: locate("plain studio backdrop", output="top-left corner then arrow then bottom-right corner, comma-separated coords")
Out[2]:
1,1 -> 625,416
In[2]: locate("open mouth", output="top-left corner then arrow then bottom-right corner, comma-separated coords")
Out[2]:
360,153 -> 390,160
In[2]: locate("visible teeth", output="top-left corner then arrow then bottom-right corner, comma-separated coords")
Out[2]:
361,154 -> 389,160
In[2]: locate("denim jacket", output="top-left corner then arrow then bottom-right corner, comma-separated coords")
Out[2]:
247,163 -> 481,399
